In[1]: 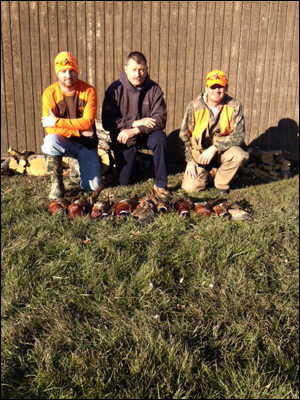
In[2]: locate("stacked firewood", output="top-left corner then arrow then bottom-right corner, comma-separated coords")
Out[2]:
2,148 -> 109,178
2,143 -> 112,177
1,148 -> 59,176
242,148 -> 291,180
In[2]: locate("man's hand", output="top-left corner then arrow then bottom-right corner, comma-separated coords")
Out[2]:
42,108 -> 58,128
117,128 -> 140,144
186,160 -> 198,179
81,130 -> 94,138
198,146 -> 218,165
132,118 -> 156,129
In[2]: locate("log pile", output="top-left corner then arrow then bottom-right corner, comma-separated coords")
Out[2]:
242,148 -> 291,180
1,148 -> 48,176
1,148 -> 72,176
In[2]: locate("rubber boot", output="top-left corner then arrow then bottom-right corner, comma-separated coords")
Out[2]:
46,155 -> 65,200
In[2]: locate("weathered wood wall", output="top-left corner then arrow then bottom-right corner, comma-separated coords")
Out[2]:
1,1 -> 299,160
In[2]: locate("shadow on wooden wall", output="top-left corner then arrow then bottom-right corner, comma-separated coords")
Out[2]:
249,119 -> 299,162
167,129 -> 183,164
167,119 -> 299,164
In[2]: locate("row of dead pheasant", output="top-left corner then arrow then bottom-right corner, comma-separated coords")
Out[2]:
48,191 -> 252,222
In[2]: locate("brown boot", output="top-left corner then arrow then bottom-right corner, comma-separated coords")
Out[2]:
153,185 -> 170,199
46,156 -> 65,200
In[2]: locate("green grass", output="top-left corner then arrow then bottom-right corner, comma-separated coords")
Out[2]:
1,168 -> 299,399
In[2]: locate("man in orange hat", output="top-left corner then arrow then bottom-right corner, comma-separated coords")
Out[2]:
179,70 -> 249,194
41,51 -> 101,199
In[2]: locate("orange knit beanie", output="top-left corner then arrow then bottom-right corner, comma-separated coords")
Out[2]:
54,52 -> 79,75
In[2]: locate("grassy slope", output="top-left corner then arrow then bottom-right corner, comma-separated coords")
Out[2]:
1,170 -> 299,399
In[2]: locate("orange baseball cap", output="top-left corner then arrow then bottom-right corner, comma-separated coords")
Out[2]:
206,70 -> 228,87
54,52 -> 79,75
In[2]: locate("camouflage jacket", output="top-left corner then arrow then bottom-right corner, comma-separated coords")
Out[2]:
179,93 -> 246,163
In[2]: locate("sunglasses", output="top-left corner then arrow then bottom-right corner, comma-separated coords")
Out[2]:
207,74 -> 226,81
55,59 -> 77,67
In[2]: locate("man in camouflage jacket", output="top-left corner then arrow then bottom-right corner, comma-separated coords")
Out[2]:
179,70 -> 249,194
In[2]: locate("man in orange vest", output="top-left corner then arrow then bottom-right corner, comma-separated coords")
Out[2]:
41,51 -> 101,199
179,70 -> 249,194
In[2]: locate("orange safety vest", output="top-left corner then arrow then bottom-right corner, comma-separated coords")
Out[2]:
192,105 -> 234,139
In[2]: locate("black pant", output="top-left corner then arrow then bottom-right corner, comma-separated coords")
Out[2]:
112,130 -> 168,188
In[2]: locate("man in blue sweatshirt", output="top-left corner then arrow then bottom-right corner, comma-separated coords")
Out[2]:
102,51 -> 169,197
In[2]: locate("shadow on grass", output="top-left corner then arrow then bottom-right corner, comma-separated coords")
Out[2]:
100,159 -> 299,196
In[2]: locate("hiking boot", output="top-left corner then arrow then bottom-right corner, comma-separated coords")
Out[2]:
154,185 -> 170,198
46,155 -> 65,200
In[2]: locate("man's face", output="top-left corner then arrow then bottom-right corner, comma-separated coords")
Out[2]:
57,68 -> 78,90
205,84 -> 227,105
124,59 -> 148,87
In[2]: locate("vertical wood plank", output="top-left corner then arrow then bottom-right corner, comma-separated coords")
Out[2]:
57,2 -> 68,51
183,1 -> 197,110
169,0 -> 188,161
114,1 -> 123,80
141,1 -> 151,61
158,2 -> 170,102
193,1 -> 206,98
166,1 -> 179,139
220,1 -> 234,76
39,1 -> 51,95
235,1 -> 252,143
149,1 -> 161,83
202,2 -> 216,78
276,1 -> 298,122
38,1 -> 50,146
227,1 -> 242,99
77,1 -> 87,83
212,1 -> 225,70
10,1 -> 27,151
248,1 -> 270,143
29,1 -> 43,153
257,1 -> 279,137
276,1 -> 299,156
104,1 -> 114,89
266,1 -> 287,130
19,1 -> 36,152
48,1 -> 59,84
294,78 -> 299,124
1,39 -> 9,155
86,1 -> 96,87
123,1 -> 133,63
174,1 -> 188,130
287,2 -> 299,125
95,1 -> 105,118
66,1 -> 77,57
243,1 -> 261,145
132,2 -> 142,51
1,1 -> 17,151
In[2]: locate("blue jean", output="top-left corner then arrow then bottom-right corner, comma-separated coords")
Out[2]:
112,130 -> 168,188
41,134 -> 101,190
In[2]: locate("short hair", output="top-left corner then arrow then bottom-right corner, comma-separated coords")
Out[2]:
125,52 -> 147,65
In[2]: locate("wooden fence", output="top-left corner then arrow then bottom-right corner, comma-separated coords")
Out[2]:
1,1 -> 299,160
